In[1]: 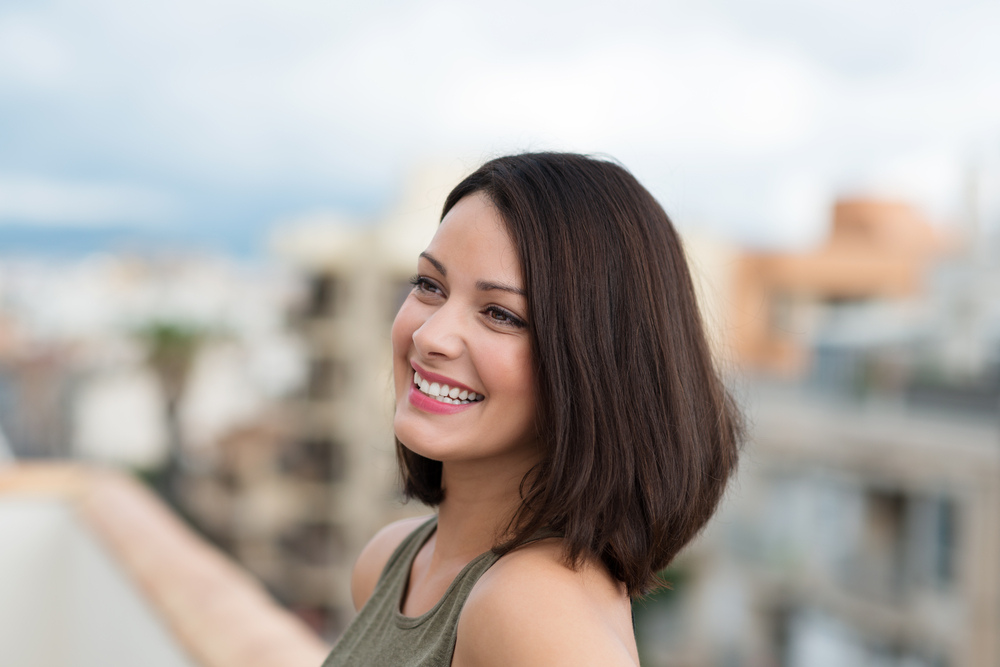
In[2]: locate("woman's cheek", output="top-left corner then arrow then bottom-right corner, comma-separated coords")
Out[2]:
391,299 -> 419,391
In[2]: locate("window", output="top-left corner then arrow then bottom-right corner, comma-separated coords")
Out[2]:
281,437 -> 347,482
306,358 -> 346,400
306,273 -> 339,318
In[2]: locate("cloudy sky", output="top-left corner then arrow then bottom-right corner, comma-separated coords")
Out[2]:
1,0 -> 998,254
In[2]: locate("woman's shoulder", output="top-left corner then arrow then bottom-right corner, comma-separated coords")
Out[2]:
350,514 -> 434,611
453,538 -> 639,667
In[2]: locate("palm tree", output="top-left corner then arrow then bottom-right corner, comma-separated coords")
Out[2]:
134,321 -> 209,504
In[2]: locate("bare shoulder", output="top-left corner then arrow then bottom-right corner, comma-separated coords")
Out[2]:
350,515 -> 433,611
453,539 -> 639,667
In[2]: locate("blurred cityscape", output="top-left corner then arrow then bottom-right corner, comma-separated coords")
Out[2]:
1,157 -> 998,667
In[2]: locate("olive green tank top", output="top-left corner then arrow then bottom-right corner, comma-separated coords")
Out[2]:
321,516 -> 501,667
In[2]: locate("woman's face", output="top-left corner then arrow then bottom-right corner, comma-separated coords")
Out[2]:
391,192 -> 539,469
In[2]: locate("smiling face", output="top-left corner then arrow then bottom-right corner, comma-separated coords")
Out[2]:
391,192 -> 540,471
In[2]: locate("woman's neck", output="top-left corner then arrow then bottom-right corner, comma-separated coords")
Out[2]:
431,452 -> 538,564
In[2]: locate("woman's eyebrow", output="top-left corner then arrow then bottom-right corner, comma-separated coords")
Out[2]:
476,280 -> 526,297
420,251 -> 525,297
418,252 -> 446,275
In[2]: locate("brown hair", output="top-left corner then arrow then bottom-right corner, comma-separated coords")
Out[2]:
396,152 -> 743,596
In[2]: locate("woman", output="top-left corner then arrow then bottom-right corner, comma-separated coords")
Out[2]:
323,152 -> 743,666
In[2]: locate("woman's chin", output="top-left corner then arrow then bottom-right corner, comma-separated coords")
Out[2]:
393,417 -> 442,460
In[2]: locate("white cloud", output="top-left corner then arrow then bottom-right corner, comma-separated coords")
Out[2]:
0,174 -> 175,226
442,34 -> 821,158
766,171 -> 835,248
1,0 -> 998,242
0,15 -> 71,89
854,149 -> 966,223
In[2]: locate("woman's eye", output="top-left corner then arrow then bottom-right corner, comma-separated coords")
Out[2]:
484,306 -> 526,329
409,275 -> 441,295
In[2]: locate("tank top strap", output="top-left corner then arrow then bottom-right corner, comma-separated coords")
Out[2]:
375,515 -> 439,587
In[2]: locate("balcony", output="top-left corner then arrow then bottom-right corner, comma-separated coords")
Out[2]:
0,464 -> 329,667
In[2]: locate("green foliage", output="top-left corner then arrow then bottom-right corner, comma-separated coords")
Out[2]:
132,320 -> 214,398
134,320 -> 209,360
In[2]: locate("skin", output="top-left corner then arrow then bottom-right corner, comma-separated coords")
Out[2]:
351,193 -> 640,667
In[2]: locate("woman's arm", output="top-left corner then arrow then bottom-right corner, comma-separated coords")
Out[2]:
452,540 -> 639,667
349,515 -> 432,611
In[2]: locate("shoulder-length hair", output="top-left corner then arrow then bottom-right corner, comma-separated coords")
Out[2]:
396,152 -> 743,596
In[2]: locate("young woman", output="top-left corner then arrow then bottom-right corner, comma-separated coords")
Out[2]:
322,153 -> 743,666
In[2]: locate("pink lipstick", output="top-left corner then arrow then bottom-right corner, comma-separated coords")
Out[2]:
407,362 -> 482,415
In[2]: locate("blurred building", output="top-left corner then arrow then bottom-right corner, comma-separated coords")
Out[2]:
734,386 -> 997,667
0,255 -> 304,469
0,343 -> 79,459
730,199 -> 951,376
638,385 -> 1000,667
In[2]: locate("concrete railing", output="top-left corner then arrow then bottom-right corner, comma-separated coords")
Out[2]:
0,463 -> 331,667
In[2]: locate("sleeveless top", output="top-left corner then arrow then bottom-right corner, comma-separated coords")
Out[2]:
321,516 -> 503,667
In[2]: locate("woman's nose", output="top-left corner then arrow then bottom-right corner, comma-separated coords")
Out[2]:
411,304 -> 464,360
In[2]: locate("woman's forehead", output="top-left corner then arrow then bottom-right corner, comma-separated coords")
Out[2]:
424,194 -> 522,283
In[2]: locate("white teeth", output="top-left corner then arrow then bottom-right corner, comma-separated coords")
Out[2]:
412,370 -> 483,404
